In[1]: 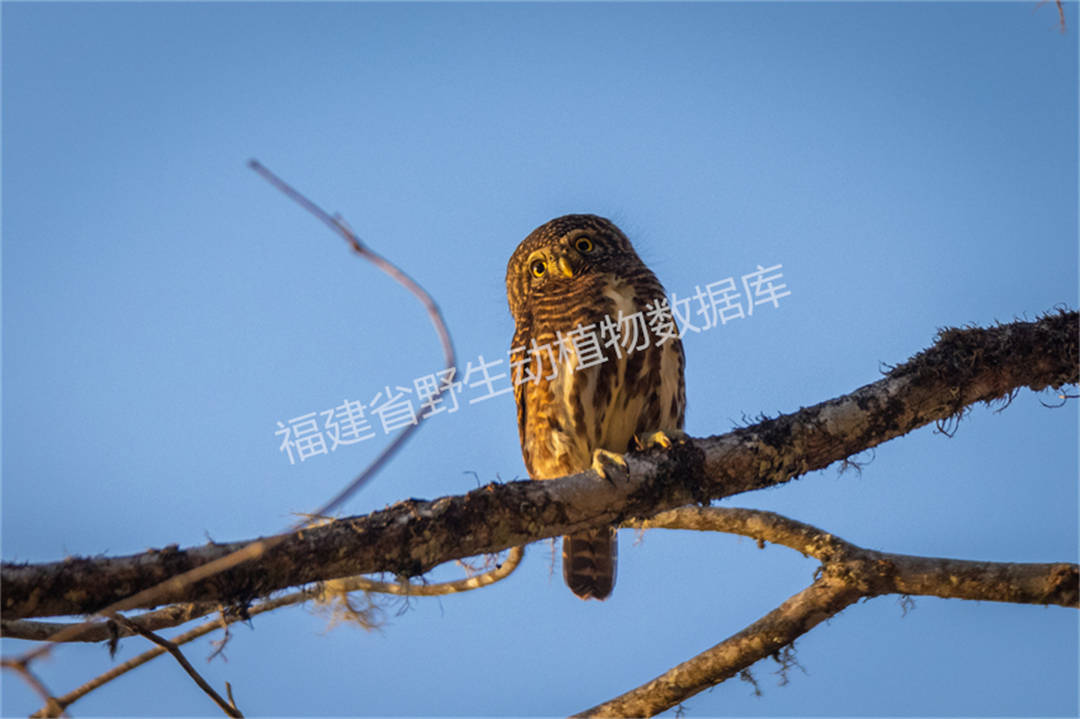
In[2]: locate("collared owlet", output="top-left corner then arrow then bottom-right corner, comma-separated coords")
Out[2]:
506,214 -> 686,600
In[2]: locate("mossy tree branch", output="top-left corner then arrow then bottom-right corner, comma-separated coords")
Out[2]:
2,311 -> 1076,623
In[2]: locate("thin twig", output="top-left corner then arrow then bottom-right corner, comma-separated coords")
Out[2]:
1036,0 -> 1068,33
37,591 -> 315,717
248,158 -> 457,522
3,602 -> 221,642
107,614 -> 243,718
6,161 -> 457,667
330,546 -> 525,596
35,550 -> 523,716
13,536 -> 283,661
2,658 -> 66,717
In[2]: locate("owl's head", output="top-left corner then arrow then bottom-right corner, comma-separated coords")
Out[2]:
505,214 -> 638,320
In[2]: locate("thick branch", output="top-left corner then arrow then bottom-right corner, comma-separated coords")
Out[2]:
3,548 -> 524,643
3,311 -> 1076,621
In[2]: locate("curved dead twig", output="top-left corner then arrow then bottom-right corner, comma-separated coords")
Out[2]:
3,162 -> 456,666
580,507 -> 1079,717
327,546 -> 525,597
247,159 -> 457,521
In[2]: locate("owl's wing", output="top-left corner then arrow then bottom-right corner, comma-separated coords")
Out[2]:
510,322 -> 532,474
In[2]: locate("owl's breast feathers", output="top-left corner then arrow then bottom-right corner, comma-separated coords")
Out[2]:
513,271 -> 685,480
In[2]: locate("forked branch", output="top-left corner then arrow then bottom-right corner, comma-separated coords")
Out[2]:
107,614 -> 243,718
577,507 -> 1078,717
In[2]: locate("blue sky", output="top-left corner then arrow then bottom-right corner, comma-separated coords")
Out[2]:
2,2 -> 1077,716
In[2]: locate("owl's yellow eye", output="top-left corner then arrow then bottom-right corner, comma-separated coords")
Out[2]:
575,236 -> 594,253
530,259 -> 546,278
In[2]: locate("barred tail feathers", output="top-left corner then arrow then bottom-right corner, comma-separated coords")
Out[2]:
562,528 -> 617,600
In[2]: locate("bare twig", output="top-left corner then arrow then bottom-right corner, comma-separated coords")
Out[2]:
108,614 -> 242,717
2,602 -> 221,642
35,590 -> 316,717
1035,0 -> 1068,32
328,546 -> 524,597
248,159 -> 457,521
1,658 -> 66,717
4,162 -> 457,665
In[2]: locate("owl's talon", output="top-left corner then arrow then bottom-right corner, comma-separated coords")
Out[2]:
591,449 -> 629,484
634,429 -> 687,451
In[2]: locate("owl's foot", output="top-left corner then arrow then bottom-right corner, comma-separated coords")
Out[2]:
634,429 -> 687,451
591,448 -> 629,484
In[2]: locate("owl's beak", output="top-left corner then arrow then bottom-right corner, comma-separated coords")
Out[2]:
557,255 -> 575,278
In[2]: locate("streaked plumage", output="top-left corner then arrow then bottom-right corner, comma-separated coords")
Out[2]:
506,214 -> 686,600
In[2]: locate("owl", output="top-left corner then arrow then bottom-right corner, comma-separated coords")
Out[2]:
506,214 -> 686,600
